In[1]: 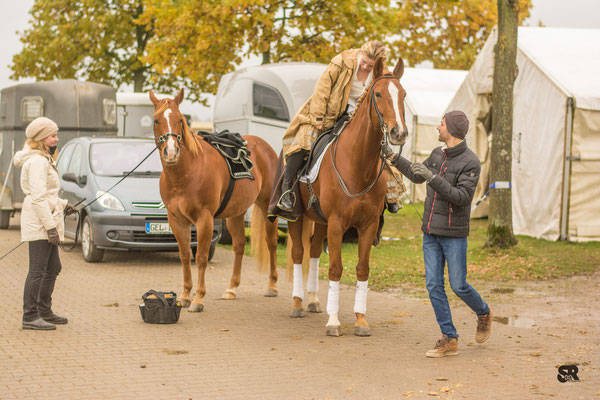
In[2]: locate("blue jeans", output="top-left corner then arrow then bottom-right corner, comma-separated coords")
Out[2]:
423,233 -> 489,339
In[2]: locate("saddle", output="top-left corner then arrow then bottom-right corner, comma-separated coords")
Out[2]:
198,130 -> 254,217
198,130 -> 254,180
267,120 -> 347,223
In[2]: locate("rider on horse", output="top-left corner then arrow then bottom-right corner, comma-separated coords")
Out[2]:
277,40 -> 405,213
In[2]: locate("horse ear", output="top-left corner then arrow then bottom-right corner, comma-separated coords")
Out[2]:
373,57 -> 384,79
149,90 -> 159,106
175,89 -> 184,105
393,57 -> 405,80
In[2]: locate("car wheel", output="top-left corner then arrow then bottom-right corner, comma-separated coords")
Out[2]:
218,220 -> 232,244
81,216 -> 104,263
208,241 -> 216,261
0,210 -> 10,229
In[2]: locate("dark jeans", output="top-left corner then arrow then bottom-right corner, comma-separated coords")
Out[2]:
23,240 -> 62,322
422,233 -> 489,339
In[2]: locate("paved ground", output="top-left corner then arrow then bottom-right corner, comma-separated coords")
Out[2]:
0,216 -> 598,399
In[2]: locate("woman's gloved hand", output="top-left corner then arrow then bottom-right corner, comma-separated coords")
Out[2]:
47,228 -> 60,245
64,204 -> 78,216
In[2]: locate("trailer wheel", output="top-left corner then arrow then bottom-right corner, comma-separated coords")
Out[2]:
0,210 -> 10,229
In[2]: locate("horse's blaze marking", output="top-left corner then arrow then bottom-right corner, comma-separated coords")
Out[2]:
163,108 -> 176,156
388,82 -> 402,131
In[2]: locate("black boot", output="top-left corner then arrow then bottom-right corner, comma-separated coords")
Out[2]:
278,150 -> 307,212
40,311 -> 68,324
278,178 -> 296,211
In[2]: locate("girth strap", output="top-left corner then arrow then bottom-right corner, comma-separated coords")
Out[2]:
214,176 -> 235,218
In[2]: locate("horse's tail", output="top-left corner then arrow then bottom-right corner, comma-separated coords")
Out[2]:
250,205 -> 270,274
286,217 -> 314,281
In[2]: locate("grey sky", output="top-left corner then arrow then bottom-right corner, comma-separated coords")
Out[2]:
1,0 -> 599,118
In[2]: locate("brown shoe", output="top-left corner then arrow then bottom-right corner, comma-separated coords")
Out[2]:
476,309 -> 493,343
426,334 -> 459,358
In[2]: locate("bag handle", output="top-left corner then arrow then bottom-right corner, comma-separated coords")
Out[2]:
143,290 -> 170,307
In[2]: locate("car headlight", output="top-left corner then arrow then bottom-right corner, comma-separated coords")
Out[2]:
96,191 -> 125,211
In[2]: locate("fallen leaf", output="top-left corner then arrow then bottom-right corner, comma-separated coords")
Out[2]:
219,328 -> 229,332
393,312 -> 412,317
436,377 -> 448,381
440,387 -> 450,393
162,349 -> 188,355
427,392 -> 440,397
402,392 -> 413,397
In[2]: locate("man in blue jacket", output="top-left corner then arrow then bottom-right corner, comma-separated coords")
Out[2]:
391,110 -> 492,357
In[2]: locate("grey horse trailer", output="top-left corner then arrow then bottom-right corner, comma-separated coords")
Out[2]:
0,79 -> 117,229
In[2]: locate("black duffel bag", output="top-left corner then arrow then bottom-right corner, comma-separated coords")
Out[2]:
139,290 -> 182,324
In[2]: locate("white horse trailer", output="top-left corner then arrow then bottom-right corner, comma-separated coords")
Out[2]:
0,79 -> 117,229
116,92 -> 195,137
213,62 -> 327,155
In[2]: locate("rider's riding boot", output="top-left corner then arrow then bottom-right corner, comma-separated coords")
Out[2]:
278,150 -> 307,212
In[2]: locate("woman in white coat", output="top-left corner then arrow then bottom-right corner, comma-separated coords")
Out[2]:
14,117 -> 74,330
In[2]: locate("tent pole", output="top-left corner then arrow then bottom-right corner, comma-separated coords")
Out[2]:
560,97 -> 574,240
411,114 -> 418,202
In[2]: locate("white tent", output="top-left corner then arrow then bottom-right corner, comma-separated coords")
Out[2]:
447,27 -> 600,241
398,68 -> 468,201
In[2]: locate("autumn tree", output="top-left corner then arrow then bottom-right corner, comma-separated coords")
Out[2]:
487,0 -> 519,248
141,0 -> 398,102
11,0 -> 153,91
390,0 -> 531,70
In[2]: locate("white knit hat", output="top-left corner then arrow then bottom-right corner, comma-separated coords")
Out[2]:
25,117 -> 58,142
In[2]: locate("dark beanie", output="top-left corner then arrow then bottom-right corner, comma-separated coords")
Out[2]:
444,110 -> 469,140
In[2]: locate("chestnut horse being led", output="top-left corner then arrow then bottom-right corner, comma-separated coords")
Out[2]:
150,90 -> 279,312
288,57 -> 408,336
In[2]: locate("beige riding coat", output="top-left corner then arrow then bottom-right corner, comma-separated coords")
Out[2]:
282,49 -> 360,159
14,146 -> 67,242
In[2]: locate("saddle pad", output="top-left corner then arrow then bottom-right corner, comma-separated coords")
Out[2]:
300,140 -> 333,184
198,130 -> 254,180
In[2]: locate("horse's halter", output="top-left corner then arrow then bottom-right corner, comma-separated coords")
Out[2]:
155,120 -> 185,147
331,75 -> 401,198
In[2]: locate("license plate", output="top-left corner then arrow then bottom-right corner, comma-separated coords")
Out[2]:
145,222 -> 172,234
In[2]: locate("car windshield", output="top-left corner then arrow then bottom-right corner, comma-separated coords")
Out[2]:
90,142 -> 162,176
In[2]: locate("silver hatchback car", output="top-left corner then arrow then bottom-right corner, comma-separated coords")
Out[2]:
56,137 -> 221,262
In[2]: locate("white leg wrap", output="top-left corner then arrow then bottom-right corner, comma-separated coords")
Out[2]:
326,280 -> 340,315
307,257 -> 319,293
292,264 -> 304,300
353,280 -> 368,315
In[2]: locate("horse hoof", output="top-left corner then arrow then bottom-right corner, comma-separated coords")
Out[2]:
221,291 -> 236,300
326,326 -> 343,337
187,303 -> 204,313
264,288 -> 278,297
355,326 -> 371,337
289,308 -> 305,318
179,299 -> 191,308
307,302 -> 322,313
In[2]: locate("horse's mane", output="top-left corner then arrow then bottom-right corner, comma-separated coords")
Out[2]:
182,115 -> 202,155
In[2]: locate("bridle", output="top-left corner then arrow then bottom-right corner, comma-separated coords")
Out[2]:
331,75 -> 401,198
156,120 -> 185,147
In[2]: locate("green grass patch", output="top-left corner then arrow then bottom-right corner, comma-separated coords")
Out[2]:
219,203 -> 600,291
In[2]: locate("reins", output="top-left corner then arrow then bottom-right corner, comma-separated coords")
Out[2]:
330,75 -> 399,198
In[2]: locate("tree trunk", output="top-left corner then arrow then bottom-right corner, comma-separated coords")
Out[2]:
487,0 -> 518,248
133,69 -> 145,92
262,50 -> 271,65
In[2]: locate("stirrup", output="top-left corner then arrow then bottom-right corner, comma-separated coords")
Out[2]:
277,189 -> 296,211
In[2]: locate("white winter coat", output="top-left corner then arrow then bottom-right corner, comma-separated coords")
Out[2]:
13,146 -> 67,242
